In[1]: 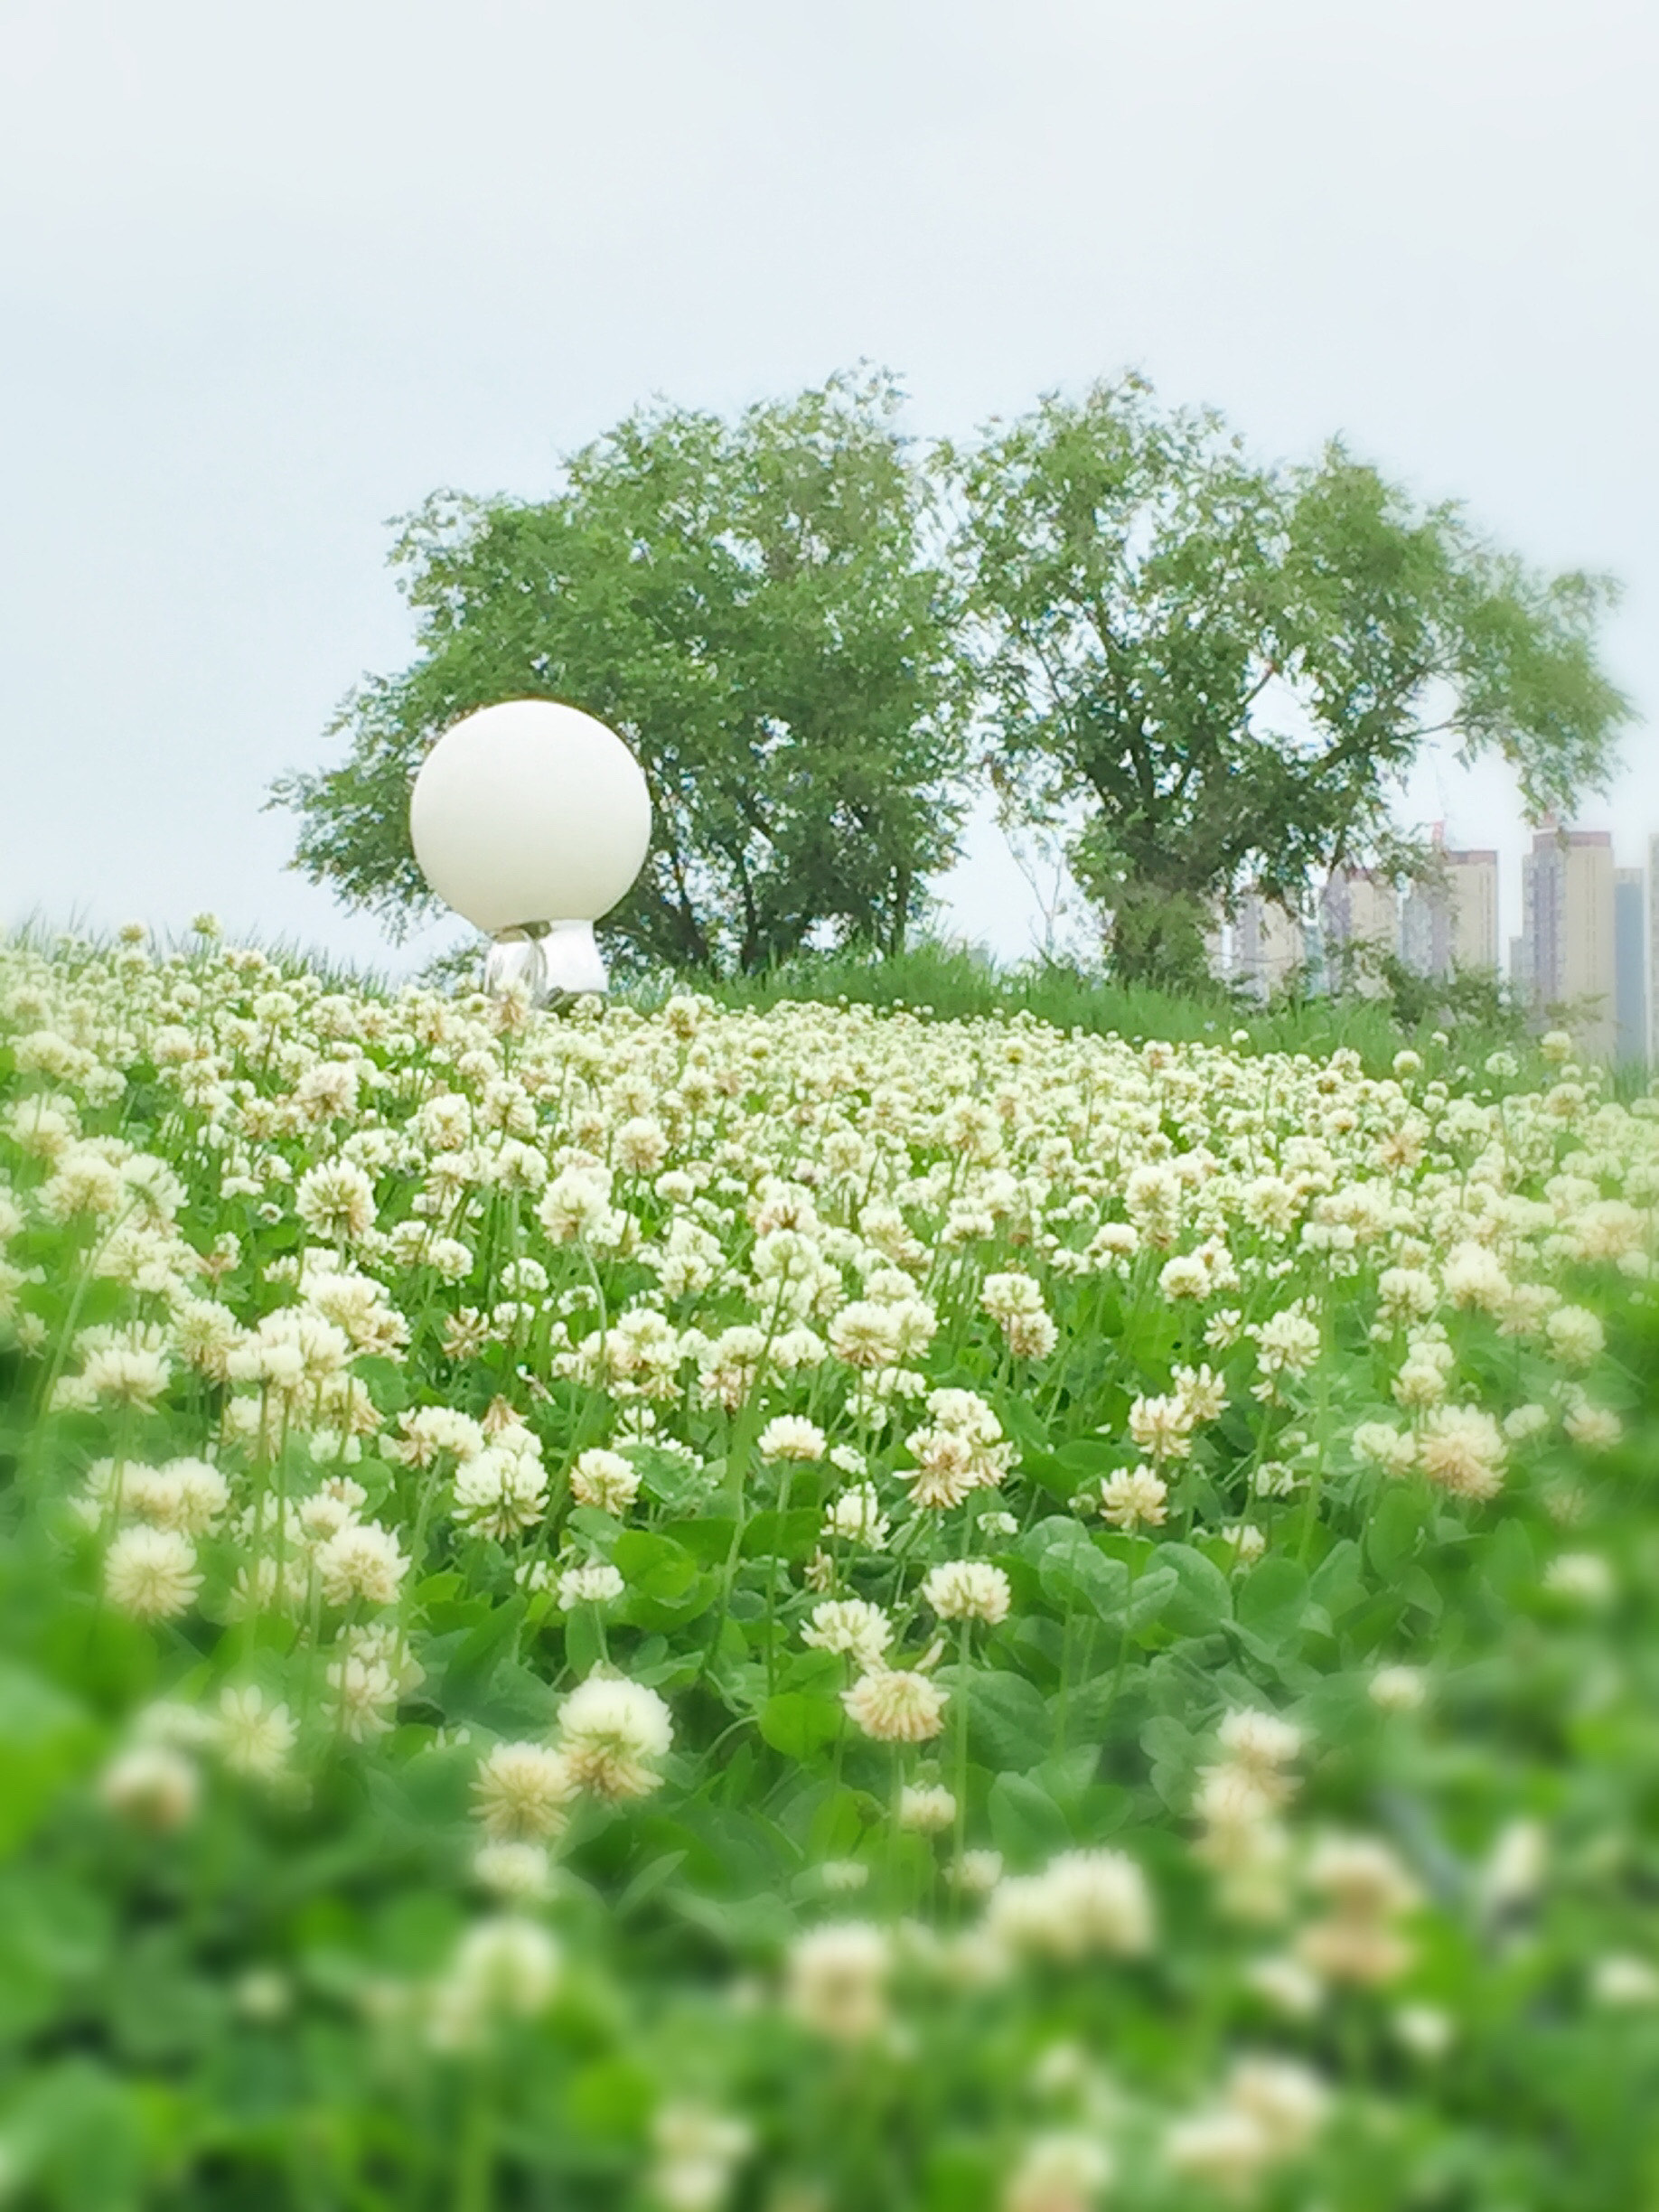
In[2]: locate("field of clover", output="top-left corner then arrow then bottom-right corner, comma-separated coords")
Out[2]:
2,925 -> 1658,2212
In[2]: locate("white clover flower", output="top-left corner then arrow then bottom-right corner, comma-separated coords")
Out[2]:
1173,1362 -> 1228,1422
1217,1708 -> 1302,1776
1393,2002 -> 1455,2057
558,1674 -> 674,1799
823,1483 -> 890,1551
1503,1401 -> 1551,1443
567,1448 -> 641,1514
828,1300 -> 901,1369
472,1841 -> 555,1903
988,1849 -> 1153,1960
1305,1832 -> 1420,1919
1392,1357 -> 1448,1411
1368,1664 -> 1427,1712
1158,1253 -> 1211,1301
453,1447 -> 548,1539
981,1271 -> 1057,1359
785,1921 -> 891,2043
232,1969 -> 292,2022
537,1167 -> 614,1243
921,1560 -> 1011,1626
558,1561 -> 625,1609
296,1486 -> 359,1547
325,1650 -> 400,1741
1418,1405 -> 1506,1502
900,1784 -> 958,1832
1441,1240 -> 1512,1314
1099,1466 -> 1168,1531
445,1915 -> 560,2023
1243,1954 -> 1323,2019
1377,1266 -> 1438,1323
314,1520 -> 408,1607
820,1858 -> 870,1892
757,1415 -> 827,1462
1127,1394 -> 1195,1464
80,1345 -> 172,1408
473,1741 -> 576,1841
1164,2106 -> 1274,2193
1353,1420 -> 1419,1477
1003,2131 -> 1115,2212
391,1405 -> 487,1467
104,1525 -> 201,1620
1222,1523 -> 1267,1567
1590,1954 -> 1659,2008
649,2108 -> 754,2212
217,1684 -> 298,1778
1548,1291 -> 1610,1362
614,1116 -> 669,1175
1223,2054 -> 1329,2159
1563,1401 -> 1622,1452
295,1159 -> 376,1243
842,1667 -> 947,1744
953,1848 -> 1004,1895
901,1425 -> 979,1510
99,1744 -> 200,1831
801,1598 -> 893,1669
1252,1305 -> 1321,1378
1542,1551 -> 1614,1604
1296,1832 -> 1419,1986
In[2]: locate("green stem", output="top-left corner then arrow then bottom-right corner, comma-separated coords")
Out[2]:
764,1464 -> 793,1696
886,1749 -> 906,1914
454,2059 -> 494,2212
1107,1549 -> 1140,1717
952,1621 -> 971,1906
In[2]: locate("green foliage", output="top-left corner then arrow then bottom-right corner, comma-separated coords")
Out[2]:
271,369 -> 969,974
645,938 -> 1534,1079
5,933 -> 1659,2208
950,375 -> 1629,982
275,371 -> 1629,997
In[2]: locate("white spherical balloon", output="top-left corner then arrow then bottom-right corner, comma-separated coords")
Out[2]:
409,699 -> 651,936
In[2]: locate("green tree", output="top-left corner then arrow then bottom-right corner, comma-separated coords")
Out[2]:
272,370 -> 969,973
951,375 -> 1631,986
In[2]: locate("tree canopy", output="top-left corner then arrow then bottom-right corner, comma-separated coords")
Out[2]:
276,369 -> 1630,987
949,376 -> 1630,984
272,370 -> 968,974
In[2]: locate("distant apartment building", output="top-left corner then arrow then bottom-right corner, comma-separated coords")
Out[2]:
1201,902 -> 1227,987
1520,827 -> 1617,1059
1318,867 -> 1397,996
1401,831 -> 1499,979
1233,893 -> 1305,999
1615,867 -> 1647,1066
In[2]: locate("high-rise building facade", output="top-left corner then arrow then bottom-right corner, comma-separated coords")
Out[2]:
1520,828 -> 1617,1059
1233,894 -> 1305,1000
1318,868 -> 1397,996
1614,867 -> 1646,1065
1401,833 -> 1499,979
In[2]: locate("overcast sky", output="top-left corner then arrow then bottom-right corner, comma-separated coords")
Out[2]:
3,0 -> 1655,973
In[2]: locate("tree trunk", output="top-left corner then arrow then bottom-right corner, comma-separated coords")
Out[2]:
1107,880 -> 1214,990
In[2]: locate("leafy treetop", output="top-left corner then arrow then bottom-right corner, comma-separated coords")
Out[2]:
949,375 -> 1630,985
273,370 -> 969,975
